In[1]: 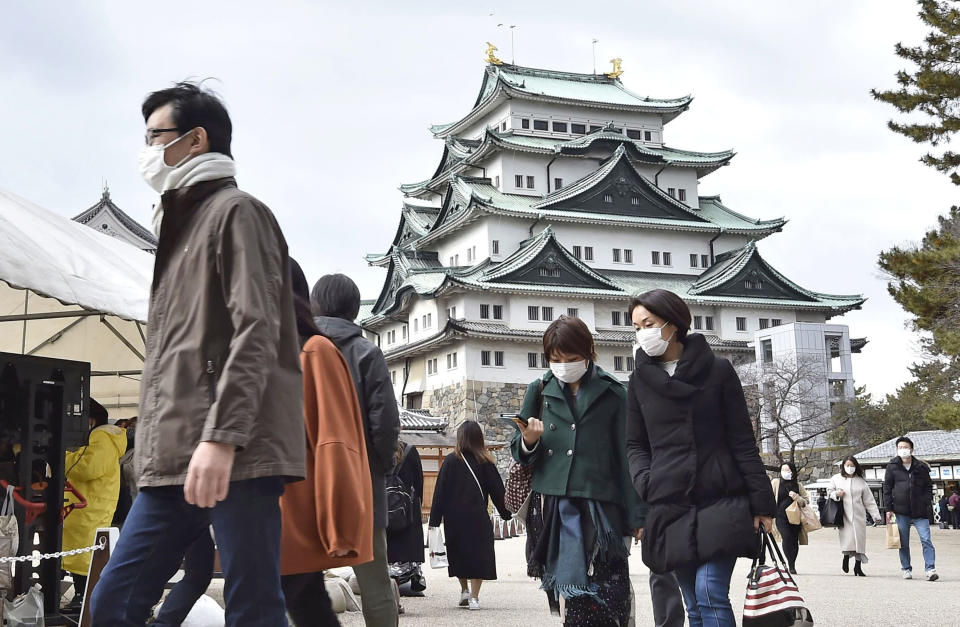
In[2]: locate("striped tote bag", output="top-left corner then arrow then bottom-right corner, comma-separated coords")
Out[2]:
743,529 -> 814,626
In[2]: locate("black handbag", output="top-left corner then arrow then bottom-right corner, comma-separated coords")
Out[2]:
819,498 -> 844,528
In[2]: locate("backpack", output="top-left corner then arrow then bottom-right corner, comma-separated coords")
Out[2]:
386,447 -> 417,531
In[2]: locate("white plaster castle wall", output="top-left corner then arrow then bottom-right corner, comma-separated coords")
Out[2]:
507,101 -> 665,144
436,221 -> 490,267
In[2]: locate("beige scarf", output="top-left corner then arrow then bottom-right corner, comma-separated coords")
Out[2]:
151,152 -> 236,236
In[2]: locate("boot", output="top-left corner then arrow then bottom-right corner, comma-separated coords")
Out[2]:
854,560 -> 866,577
842,555 -> 850,573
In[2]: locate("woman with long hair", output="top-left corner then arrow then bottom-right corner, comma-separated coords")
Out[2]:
828,455 -> 880,576
626,289 -> 775,627
512,315 -> 644,626
770,461 -> 810,574
428,421 -> 511,610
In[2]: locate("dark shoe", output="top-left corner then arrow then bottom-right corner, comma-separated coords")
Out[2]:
854,561 -> 866,577
842,555 -> 850,573
789,566 -> 798,575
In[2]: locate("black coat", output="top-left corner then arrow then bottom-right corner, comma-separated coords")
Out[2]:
387,444 -> 425,564
626,334 -> 776,574
428,452 -> 511,580
315,316 -> 401,530
882,456 -> 933,519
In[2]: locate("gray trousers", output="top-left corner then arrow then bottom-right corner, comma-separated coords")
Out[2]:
649,570 -> 685,627
353,527 -> 399,627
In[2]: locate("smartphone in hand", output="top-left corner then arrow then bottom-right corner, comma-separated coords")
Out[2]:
499,413 -> 527,430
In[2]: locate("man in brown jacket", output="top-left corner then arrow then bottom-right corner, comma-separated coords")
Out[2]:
90,81 -> 305,627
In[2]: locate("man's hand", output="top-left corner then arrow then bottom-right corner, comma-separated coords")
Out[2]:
754,515 -> 774,533
886,512 -> 893,524
184,442 -> 236,508
518,417 -> 545,447
633,528 -> 643,545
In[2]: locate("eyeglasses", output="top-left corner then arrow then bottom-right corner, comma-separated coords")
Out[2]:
144,127 -> 180,146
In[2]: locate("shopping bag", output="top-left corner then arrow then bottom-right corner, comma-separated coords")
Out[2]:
785,501 -> 802,525
743,530 -> 814,627
3,584 -> 44,627
0,485 -> 19,592
886,515 -> 901,549
799,504 -> 821,533
818,497 -> 844,528
427,527 -> 448,569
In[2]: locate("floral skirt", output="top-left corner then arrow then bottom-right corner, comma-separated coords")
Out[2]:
561,556 -> 631,627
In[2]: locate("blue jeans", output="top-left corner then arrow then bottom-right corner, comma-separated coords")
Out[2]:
675,556 -> 737,627
896,515 -> 936,572
89,477 -> 287,627
152,530 -> 216,625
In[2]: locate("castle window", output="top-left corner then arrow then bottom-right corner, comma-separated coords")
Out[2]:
573,245 -> 582,259
552,121 -> 568,132
528,353 -> 539,368
690,254 -> 699,267
603,193 -> 614,203
492,240 -> 500,254
584,247 -> 594,261
589,125 -> 603,132
678,189 -> 687,202
631,197 -> 640,205
644,131 -> 652,141
528,306 -> 539,321
693,315 -> 703,330
571,123 -> 586,134
705,316 -> 715,331
539,267 -> 561,278
627,356 -> 635,370
515,175 -> 523,188
494,175 -> 500,188
667,188 -> 676,198
745,277 -> 764,290
533,120 -> 549,131
554,177 -> 563,190
759,318 -> 770,329
624,249 -> 633,264
521,119 -> 530,129
494,351 -> 505,367
652,251 -> 661,265
701,254 -> 710,268
567,308 -> 579,318
493,305 -> 503,320
736,317 -> 747,332
663,252 -> 672,266
526,176 -> 535,189
613,248 -> 622,263
614,356 -> 625,371
481,350 -> 491,366
626,129 -> 641,140
611,311 -> 622,326
772,319 -> 783,327
480,304 -> 490,319
542,306 -> 554,320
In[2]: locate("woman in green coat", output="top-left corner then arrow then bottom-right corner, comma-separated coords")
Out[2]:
511,315 -> 643,626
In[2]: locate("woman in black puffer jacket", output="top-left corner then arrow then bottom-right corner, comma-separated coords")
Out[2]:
625,290 -> 776,627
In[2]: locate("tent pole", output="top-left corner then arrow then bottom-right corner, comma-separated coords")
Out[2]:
20,292 -> 28,354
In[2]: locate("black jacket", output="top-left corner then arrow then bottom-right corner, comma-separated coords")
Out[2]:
626,334 -> 776,574
315,316 -> 401,529
883,456 -> 933,519
387,443 -> 425,564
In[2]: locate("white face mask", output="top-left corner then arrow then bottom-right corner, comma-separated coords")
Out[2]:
138,132 -> 193,193
781,471 -> 792,481
550,360 -> 588,383
898,448 -> 912,459
844,465 -> 857,476
636,322 -> 674,358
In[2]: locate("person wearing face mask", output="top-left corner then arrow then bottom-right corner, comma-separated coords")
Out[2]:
882,436 -> 938,581
769,462 -> 810,574
625,289 -> 776,627
90,82 -> 305,626
511,315 -> 644,625
827,456 -> 881,576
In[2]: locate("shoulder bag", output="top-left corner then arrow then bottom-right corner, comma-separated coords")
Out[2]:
743,528 -> 814,626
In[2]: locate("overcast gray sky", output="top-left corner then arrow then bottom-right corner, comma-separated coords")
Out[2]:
0,0 -> 952,397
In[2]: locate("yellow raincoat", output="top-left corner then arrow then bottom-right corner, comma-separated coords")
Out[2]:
62,424 -> 127,575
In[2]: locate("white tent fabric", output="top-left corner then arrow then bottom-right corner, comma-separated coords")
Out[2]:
0,187 -> 154,419
0,187 -> 152,321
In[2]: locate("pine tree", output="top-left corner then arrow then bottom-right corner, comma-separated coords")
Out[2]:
872,0 -> 960,184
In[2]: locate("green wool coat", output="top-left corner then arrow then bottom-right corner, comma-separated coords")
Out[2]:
510,368 -> 646,530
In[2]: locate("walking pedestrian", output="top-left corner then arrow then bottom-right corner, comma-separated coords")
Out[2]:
62,400 -> 127,611
280,259 -> 375,626
387,441 -> 427,595
828,456 -> 881,576
429,421 -> 511,611
90,81 -> 306,626
511,315 -> 651,626
770,462 -> 810,574
625,289 -> 775,627
883,436 -> 938,581
312,273 -> 401,626
151,532 -> 216,625
948,487 -> 960,530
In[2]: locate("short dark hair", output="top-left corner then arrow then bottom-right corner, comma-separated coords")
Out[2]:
543,315 -> 596,362
628,289 -> 692,340
841,456 -> 863,478
290,258 -> 320,339
896,436 -> 914,449
142,81 -> 233,158
311,274 -> 361,321
89,399 -> 109,427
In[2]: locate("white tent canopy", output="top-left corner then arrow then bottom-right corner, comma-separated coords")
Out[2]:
0,187 -> 154,419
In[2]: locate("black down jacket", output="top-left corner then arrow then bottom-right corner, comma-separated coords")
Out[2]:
626,333 -> 776,574
883,456 -> 933,520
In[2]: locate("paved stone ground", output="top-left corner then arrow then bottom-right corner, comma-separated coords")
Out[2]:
337,525 -> 960,626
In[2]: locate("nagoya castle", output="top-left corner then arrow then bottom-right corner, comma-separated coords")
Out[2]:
363,48 -> 864,455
